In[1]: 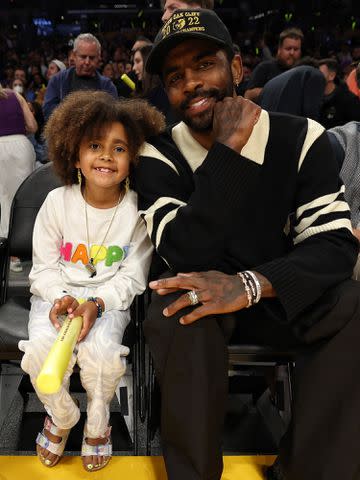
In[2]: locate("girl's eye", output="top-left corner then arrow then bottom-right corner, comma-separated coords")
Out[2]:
114,146 -> 125,154
89,143 -> 100,150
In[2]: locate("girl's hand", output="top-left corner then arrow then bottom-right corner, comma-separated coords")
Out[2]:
68,300 -> 100,342
49,295 -> 79,330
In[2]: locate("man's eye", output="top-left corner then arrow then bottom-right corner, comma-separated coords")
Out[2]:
199,61 -> 212,69
168,74 -> 181,86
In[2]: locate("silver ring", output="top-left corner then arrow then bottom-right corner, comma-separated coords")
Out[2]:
188,290 -> 199,306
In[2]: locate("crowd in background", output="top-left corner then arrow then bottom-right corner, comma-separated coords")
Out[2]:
1,17 -> 360,106
0,10 -> 360,271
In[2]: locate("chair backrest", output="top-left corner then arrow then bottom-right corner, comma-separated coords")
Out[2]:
8,163 -> 62,260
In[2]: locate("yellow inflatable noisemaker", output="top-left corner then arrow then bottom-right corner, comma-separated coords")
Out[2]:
36,298 -> 85,394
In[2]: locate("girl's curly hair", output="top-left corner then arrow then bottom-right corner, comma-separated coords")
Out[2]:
44,90 -> 165,185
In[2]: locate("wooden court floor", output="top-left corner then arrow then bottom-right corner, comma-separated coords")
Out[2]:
0,455 -> 276,479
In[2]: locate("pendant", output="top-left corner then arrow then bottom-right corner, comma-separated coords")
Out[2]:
85,258 -> 97,277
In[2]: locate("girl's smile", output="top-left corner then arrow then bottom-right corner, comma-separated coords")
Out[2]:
76,122 -> 130,207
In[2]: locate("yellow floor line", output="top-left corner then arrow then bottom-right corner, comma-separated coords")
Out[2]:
0,455 -> 276,480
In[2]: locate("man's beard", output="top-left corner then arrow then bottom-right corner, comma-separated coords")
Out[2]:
176,79 -> 234,132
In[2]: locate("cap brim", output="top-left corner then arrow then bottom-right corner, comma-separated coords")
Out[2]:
145,32 -> 229,75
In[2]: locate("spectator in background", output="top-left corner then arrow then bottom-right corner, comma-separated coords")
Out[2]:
46,59 -> 66,81
67,49 -> 76,68
28,72 -> 47,105
133,44 -> 175,124
12,77 -> 25,96
14,66 -> 27,86
319,58 -> 360,129
327,122 -> 360,278
1,64 -> 15,88
14,66 -> 35,101
346,62 -> 360,99
102,63 -> 116,81
0,83 -> 37,271
161,0 -> 214,22
43,33 -> 117,120
131,35 -> 152,54
31,59 -> 66,106
259,58 -> 325,121
245,28 -> 303,103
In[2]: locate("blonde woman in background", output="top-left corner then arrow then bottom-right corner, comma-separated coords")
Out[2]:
0,83 -> 37,271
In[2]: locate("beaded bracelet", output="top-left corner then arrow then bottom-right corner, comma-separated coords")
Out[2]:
87,297 -> 103,318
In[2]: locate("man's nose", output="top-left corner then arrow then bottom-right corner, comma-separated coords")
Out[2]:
183,70 -> 203,93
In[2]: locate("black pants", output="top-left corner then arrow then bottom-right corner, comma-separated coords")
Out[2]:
144,275 -> 360,480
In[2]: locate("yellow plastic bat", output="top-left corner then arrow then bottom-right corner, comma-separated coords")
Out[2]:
36,298 -> 85,394
120,73 -> 136,91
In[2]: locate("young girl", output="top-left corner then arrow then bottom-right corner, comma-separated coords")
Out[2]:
18,90 -> 165,472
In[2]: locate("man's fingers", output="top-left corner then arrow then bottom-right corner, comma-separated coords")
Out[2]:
155,287 -> 181,295
179,304 -> 215,325
149,276 -> 199,291
162,291 -> 198,317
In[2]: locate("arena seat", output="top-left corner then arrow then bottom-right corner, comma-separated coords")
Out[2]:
146,334 -> 296,454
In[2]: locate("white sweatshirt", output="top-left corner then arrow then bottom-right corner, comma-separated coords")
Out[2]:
29,184 -> 153,311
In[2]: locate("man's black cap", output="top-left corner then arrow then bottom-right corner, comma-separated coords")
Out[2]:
146,9 -> 235,75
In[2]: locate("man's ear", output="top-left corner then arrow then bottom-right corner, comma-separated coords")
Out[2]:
231,54 -> 243,92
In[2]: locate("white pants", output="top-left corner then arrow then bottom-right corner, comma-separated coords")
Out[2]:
0,134 -> 35,237
19,287 -> 130,438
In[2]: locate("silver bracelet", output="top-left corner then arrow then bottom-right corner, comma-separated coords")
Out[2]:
237,272 -> 252,308
244,270 -> 262,304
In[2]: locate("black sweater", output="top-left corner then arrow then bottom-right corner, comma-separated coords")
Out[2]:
136,110 -> 357,325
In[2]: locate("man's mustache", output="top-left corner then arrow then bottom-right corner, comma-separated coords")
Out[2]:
180,88 -> 225,111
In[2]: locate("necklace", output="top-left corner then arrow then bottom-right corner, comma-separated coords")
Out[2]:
84,190 -> 123,277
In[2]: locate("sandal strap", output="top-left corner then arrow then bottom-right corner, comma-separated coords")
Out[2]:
36,430 -> 68,456
81,426 -> 112,457
81,439 -> 112,457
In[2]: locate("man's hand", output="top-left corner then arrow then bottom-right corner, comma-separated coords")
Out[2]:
213,96 -> 261,155
49,295 -> 79,330
149,271 -> 249,325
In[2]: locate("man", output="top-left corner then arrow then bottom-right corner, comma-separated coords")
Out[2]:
259,58 -> 325,121
245,28 -> 303,103
319,58 -> 360,129
14,66 -> 27,85
43,33 -> 117,120
136,9 -> 360,480
161,0 -> 214,22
